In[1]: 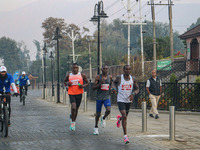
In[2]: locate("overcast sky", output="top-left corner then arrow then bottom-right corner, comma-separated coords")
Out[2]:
0,0 -> 200,60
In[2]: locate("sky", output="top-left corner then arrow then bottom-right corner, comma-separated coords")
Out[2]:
0,0 -> 200,60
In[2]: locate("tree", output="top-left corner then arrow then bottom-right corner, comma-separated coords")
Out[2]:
0,37 -> 30,74
33,40 -> 41,60
187,17 -> 200,31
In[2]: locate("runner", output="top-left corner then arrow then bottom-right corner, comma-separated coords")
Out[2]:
93,65 -> 112,135
64,63 -> 89,131
112,65 -> 139,144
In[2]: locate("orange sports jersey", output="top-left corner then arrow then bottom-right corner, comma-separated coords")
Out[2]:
68,72 -> 83,95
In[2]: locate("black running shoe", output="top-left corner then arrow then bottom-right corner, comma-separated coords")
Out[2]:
149,114 -> 154,118
155,115 -> 159,119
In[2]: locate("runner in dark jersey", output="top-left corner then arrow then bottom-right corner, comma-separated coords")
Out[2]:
93,65 -> 112,135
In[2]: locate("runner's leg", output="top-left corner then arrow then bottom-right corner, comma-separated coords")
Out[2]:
103,99 -> 111,119
95,100 -> 103,127
74,94 -> 82,121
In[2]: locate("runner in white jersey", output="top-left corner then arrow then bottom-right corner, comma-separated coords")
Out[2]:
112,65 -> 139,144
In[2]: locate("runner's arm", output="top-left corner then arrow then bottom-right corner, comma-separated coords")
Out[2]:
111,75 -> 121,93
64,75 -> 71,86
81,73 -> 89,88
93,75 -> 101,90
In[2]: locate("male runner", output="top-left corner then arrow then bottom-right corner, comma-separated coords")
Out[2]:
93,65 -> 112,135
64,63 -> 89,131
112,65 -> 139,144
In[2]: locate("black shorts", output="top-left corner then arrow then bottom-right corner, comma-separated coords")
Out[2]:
118,102 -> 131,114
69,94 -> 82,109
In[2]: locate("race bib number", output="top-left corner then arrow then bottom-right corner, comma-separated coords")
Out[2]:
101,84 -> 109,91
122,84 -> 132,90
71,79 -> 79,85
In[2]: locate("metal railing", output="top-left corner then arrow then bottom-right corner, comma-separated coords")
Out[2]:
157,59 -> 200,82
85,82 -> 200,112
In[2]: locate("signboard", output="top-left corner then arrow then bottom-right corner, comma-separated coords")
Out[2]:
157,60 -> 171,70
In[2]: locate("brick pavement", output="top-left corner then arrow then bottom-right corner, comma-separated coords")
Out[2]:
0,89 -> 199,150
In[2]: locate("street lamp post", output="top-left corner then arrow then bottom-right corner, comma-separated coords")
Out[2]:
90,0 -> 108,75
49,51 -> 54,96
42,43 -> 47,99
53,27 -> 63,103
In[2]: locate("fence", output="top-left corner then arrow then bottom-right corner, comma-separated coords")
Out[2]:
85,82 -> 200,112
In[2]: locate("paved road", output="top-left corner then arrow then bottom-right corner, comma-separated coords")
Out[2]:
0,90 -> 199,150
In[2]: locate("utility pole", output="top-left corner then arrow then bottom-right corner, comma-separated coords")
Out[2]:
148,0 -> 174,69
89,42 -> 92,81
122,0 -> 146,74
53,27 -> 63,103
68,30 -> 78,63
49,51 -> 54,96
121,0 -> 131,65
100,42 -> 102,70
169,0 -> 174,62
42,43 -> 47,99
139,0 -> 144,77
151,0 -> 157,70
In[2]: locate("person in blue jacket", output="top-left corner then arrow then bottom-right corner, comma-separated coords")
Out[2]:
18,71 -> 30,101
0,66 -> 19,126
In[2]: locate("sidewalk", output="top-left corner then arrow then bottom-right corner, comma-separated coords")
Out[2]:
79,100 -> 200,150
2,89 -> 198,150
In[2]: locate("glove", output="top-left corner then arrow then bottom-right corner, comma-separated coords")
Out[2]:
28,84 -> 31,86
14,93 -> 19,97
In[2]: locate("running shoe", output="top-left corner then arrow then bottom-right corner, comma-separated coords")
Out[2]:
93,128 -> 99,135
155,114 -> 159,119
116,114 -> 121,128
70,122 -> 76,131
149,114 -> 154,118
69,113 -> 72,123
101,115 -> 106,128
124,135 -> 130,144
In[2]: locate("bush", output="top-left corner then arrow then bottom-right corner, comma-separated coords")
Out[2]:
195,76 -> 200,83
170,73 -> 176,83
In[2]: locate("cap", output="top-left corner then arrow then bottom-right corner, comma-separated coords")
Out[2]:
22,71 -> 26,75
0,66 -> 7,72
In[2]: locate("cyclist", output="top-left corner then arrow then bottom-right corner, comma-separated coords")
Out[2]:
0,66 -> 19,126
18,71 -> 30,102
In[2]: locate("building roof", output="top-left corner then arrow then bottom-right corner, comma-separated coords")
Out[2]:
179,24 -> 200,40
28,74 -> 38,80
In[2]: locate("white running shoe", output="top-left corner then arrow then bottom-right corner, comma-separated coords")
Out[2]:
101,115 -> 106,128
93,128 -> 99,135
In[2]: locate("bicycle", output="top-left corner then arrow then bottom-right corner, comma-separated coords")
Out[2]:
20,86 -> 26,106
0,93 -> 10,137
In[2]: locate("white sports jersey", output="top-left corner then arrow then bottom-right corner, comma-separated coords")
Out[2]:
117,74 -> 133,103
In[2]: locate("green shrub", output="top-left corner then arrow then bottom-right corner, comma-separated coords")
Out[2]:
170,73 -> 176,83
195,76 -> 200,83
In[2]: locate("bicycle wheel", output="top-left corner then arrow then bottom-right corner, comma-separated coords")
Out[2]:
23,96 -> 25,106
2,106 -> 8,137
0,117 -> 3,132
